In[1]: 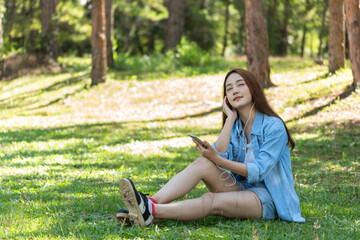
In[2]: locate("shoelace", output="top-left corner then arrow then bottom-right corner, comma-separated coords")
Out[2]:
138,192 -> 150,201
139,192 -> 149,196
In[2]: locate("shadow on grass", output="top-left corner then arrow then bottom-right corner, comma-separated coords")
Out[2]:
286,84 -> 355,123
27,83 -> 88,110
290,120 -> 359,194
281,71 -> 331,87
0,121 -> 218,171
298,72 -> 331,85
0,72 -> 89,110
0,120 -> 219,144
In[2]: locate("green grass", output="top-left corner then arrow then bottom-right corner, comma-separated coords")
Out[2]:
0,56 -> 359,239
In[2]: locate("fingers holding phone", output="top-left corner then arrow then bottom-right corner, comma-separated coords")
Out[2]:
188,134 -> 219,163
188,134 -> 208,149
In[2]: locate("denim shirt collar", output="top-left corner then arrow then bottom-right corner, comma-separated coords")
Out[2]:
236,111 -> 264,137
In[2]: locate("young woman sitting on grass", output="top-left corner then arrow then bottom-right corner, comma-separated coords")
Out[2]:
117,68 -> 305,226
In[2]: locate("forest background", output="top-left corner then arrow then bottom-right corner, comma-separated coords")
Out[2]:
0,0 -> 327,57
0,0 -> 359,239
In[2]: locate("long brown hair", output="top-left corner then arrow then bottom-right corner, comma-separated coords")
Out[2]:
222,68 -> 295,150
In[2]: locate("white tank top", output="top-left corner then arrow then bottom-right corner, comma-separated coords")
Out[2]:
244,142 -> 255,163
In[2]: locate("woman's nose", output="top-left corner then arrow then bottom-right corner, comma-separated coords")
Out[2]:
233,86 -> 240,94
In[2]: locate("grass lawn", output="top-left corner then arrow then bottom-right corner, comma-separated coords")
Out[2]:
0,57 -> 359,239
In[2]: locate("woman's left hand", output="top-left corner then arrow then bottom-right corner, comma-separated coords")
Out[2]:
193,140 -> 219,164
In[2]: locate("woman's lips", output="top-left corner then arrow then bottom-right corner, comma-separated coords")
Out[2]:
233,96 -> 243,101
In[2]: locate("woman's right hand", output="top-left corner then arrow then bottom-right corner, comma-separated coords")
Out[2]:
223,96 -> 237,121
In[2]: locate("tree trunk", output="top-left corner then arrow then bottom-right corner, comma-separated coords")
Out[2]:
310,34 -> 314,58
164,0 -> 185,51
300,0 -> 310,58
329,0 -> 345,72
22,0 -> 26,49
40,0 -> 58,61
245,0 -> 272,87
0,7 -> 3,49
28,0 -> 37,50
29,0 -> 34,17
105,0 -> 113,67
147,21 -> 155,53
300,25 -> 307,58
280,0 -> 290,56
91,0 -> 107,85
134,28 -> 144,55
4,0 -> 16,39
222,0 -> 230,56
344,0 -> 360,88
317,5 -> 328,58
239,12 -> 246,55
123,18 -> 131,53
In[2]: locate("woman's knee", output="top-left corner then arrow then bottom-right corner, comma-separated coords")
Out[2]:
192,156 -> 216,169
200,192 -> 235,216
200,192 -> 217,215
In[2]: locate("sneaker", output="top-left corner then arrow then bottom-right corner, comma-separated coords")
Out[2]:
119,178 -> 154,227
116,208 -> 130,225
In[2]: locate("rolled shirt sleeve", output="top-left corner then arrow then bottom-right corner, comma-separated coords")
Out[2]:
246,119 -> 288,183
212,141 -> 234,161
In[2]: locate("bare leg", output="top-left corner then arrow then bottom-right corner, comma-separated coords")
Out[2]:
155,191 -> 262,221
151,157 -> 239,204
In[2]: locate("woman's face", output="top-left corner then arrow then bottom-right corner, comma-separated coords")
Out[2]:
225,73 -> 253,110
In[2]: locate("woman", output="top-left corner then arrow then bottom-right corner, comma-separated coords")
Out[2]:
118,68 -> 305,227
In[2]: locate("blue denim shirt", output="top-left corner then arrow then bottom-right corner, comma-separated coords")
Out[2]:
216,111 -> 305,222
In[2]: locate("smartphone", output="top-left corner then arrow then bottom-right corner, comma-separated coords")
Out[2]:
188,134 -> 208,149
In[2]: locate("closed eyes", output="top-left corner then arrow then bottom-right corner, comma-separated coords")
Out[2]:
226,83 -> 244,92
